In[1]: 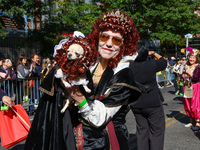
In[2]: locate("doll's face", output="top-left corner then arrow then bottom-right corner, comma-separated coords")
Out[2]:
67,44 -> 84,60
98,30 -> 123,60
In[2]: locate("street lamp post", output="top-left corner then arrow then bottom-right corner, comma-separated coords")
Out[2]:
184,33 -> 193,57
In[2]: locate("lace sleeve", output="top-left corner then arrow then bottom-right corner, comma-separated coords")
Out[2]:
191,65 -> 200,83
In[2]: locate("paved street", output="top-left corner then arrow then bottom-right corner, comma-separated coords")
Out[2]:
1,86 -> 200,150
126,86 -> 200,150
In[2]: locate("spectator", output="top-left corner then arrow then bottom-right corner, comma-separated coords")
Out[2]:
16,54 -> 35,104
0,58 -> 16,97
41,57 -> 51,78
50,58 -> 57,69
28,53 -> 44,115
173,58 -> 184,95
169,56 -> 175,66
176,59 -> 186,95
169,56 -> 175,82
0,58 -> 3,67
130,49 -> 167,150
164,56 -> 173,86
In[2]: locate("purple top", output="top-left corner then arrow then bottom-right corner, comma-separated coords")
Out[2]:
192,65 -> 200,83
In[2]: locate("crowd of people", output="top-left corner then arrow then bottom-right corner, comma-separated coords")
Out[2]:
0,54 -> 57,115
161,49 -> 200,132
156,55 -> 175,89
0,10 -> 200,150
168,47 -> 200,131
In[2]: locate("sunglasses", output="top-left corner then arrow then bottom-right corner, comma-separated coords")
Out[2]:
100,33 -> 123,46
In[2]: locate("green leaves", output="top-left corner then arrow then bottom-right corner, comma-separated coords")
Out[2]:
130,0 -> 200,45
1,0 -> 200,55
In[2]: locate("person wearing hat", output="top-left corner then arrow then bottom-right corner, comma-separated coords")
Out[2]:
24,10 -> 141,150
182,47 -> 200,131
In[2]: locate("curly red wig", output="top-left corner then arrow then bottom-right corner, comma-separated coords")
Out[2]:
55,37 -> 98,81
86,10 -> 140,68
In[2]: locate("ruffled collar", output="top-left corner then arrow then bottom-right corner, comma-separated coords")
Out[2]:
90,53 -> 138,75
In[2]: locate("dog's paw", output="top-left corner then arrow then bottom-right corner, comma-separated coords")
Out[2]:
62,81 -> 72,88
61,108 -> 66,113
60,105 -> 68,113
64,84 -> 72,88
60,100 -> 70,113
85,89 -> 91,93
83,86 -> 91,93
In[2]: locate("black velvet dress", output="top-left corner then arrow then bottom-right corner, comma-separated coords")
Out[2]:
71,66 -> 141,150
24,64 -> 76,150
24,64 -> 141,150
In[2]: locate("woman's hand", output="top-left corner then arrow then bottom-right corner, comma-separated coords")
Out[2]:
7,75 -> 11,80
32,62 -> 36,71
148,51 -> 154,56
148,51 -> 162,60
2,95 -> 12,107
64,85 -> 85,105
29,64 -> 33,72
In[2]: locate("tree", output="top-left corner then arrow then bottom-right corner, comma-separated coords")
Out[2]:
1,0 -> 200,56
0,0 -> 48,39
131,0 -> 200,48
26,0 -> 102,56
98,0 -> 200,47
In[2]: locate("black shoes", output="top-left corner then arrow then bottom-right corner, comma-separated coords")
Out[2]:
191,126 -> 200,131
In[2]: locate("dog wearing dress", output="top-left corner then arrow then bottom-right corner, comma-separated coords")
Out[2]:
54,37 -> 97,113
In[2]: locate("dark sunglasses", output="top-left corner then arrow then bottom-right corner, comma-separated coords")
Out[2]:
100,33 -> 123,46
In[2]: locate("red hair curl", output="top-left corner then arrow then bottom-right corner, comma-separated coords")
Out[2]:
86,10 -> 140,68
55,37 -> 98,81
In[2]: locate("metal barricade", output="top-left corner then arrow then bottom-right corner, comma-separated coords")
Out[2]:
0,70 -> 175,112
156,67 -> 174,88
0,77 -> 42,113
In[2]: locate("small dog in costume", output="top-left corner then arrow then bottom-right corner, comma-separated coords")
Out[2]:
54,36 -> 97,113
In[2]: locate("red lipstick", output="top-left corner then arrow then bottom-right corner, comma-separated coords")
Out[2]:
103,48 -> 113,52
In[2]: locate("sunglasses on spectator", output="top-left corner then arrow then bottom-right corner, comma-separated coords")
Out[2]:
100,33 -> 123,46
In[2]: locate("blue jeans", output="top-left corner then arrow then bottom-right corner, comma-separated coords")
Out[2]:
5,82 -> 13,97
29,100 -> 34,114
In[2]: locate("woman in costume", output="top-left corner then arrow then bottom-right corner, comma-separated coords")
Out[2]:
182,47 -> 200,131
61,10 -> 140,150
24,10 -> 140,150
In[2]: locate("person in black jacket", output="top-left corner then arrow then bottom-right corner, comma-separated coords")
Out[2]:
130,48 -> 167,150
28,53 -> 43,115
